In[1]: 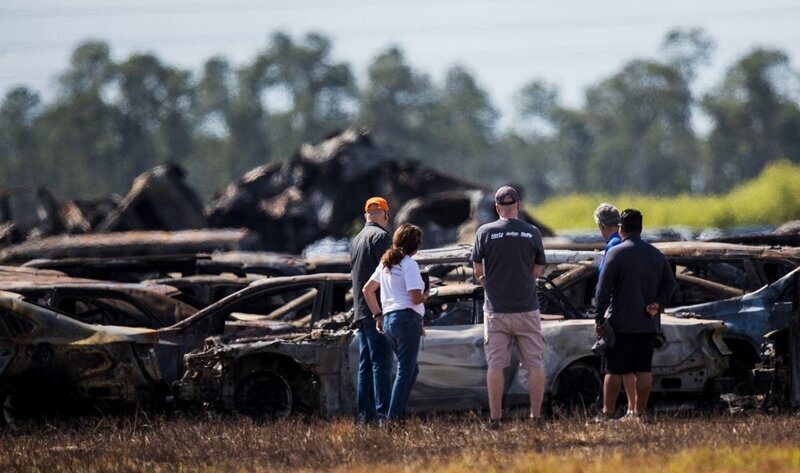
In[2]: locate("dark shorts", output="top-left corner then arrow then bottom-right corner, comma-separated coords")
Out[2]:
604,333 -> 657,375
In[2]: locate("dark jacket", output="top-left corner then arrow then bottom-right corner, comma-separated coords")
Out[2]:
350,222 -> 390,323
595,236 -> 676,334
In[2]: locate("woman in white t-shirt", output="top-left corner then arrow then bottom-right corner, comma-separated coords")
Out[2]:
363,223 -> 425,421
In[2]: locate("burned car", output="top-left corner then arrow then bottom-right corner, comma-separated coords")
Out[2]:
539,242 -> 800,316
144,274 -> 267,308
0,282 -> 199,328
0,265 -> 199,328
171,275 -> 730,418
667,267 -> 800,390
0,291 -> 166,425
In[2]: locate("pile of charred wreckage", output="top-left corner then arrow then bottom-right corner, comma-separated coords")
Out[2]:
0,129 -> 799,426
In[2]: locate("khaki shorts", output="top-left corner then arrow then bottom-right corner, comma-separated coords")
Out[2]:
484,310 -> 545,369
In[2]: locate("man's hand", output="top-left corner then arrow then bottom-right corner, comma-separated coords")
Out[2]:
595,324 -> 602,337
646,302 -> 661,318
375,315 -> 384,333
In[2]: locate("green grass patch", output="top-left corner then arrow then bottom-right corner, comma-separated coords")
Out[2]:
533,160 -> 800,231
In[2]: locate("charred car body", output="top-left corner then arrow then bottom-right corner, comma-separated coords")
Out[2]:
171,275 -> 731,417
0,291 -> 165,425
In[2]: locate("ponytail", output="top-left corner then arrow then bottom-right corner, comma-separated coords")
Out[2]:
380,223 -> 422,269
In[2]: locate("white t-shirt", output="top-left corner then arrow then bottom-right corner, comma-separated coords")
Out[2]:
369,255 -> 425,317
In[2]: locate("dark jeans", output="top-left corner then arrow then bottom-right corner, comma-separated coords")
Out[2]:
383,308 -> 422,420
357,317 -> 392,423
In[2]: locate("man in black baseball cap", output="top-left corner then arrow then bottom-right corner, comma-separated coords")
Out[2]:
472,185 -> 547,427
494,185 -> 520,205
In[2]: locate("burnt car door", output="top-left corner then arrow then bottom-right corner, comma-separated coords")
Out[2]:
156,278 -> 330,384
405,286 -> 500,412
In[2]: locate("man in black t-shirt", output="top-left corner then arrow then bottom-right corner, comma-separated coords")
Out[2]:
471,186 -> 547,426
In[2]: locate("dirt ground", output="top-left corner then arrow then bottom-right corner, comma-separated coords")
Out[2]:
2,410 -> 800,472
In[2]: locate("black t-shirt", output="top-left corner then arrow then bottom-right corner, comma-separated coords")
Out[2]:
471,218 -> 546,313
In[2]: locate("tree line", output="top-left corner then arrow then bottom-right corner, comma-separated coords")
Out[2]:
1,28 -> 799,211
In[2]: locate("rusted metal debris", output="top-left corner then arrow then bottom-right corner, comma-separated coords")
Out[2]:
0,165 -> 204,248
206,128 -> 553,253
97,164 -> 207,233
0,229 -> 261,264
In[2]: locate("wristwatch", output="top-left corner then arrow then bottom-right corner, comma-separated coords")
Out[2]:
372,312 -> 382,319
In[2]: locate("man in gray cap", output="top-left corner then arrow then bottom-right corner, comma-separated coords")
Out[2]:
593,203 -> 621,273
471,186 -> 547,428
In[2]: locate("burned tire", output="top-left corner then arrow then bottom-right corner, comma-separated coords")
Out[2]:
0,384 -> 40,428
550,361 -> 602,415
234,371 -> 293,419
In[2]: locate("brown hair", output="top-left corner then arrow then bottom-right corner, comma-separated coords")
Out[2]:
380,224 -> 422,269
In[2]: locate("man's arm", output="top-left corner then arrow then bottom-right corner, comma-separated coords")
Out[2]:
595,256 -> 616,325
473,262 -> 485,285
532,264 -> 543,280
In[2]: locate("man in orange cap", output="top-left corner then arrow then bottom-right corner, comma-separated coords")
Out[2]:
351,196 -> 392,424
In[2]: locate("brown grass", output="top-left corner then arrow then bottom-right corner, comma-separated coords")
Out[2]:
2,411 -> 800,472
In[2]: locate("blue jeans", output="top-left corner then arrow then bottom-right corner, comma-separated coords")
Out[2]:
357,317 -> 392,423
383,309 -> 422,420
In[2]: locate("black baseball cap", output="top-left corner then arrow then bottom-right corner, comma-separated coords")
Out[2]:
495,186 -> 520,205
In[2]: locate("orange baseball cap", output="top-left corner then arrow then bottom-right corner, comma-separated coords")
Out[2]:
364,197 -> 389,212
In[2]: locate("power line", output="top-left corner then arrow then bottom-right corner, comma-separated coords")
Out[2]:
2,5 -> 799,53
2,0 -> 530,19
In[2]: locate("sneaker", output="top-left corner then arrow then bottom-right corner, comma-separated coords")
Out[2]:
482,418 -> 501,431
529,415 -> 547,428
586,413 -> 616,425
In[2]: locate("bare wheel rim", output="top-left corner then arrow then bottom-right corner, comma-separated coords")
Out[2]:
234,371 -> 293,419
553,362 -> 601,411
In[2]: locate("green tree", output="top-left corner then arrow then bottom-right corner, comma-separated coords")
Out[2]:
189,57 -> 237,199
583,59 -> 699,194
661,27 -> 715,84
0,87 -> 42,200
513,81 -> 592,195
357,46 -> 435,157
426,66 -> 499,183
116,53 -> 195,179
250,32 -> 357,158
702,48 -> 800,191
36,41 -> 122,196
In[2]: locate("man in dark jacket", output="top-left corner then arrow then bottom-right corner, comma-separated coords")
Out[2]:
351,197 -> 392,424
595,209 -> 675,421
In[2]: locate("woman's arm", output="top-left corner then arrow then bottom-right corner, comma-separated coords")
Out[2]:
408,289 -> 425,305
363,280 -> 382,316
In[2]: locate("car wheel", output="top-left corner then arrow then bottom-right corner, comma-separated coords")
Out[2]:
234,371 -> 293,419
1,385 -> 35,428
551,361 -> 602,415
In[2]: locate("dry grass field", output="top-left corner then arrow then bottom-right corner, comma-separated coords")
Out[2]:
2,410 -> 800,472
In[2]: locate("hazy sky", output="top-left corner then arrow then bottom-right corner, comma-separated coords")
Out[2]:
1,0 -> 799,125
